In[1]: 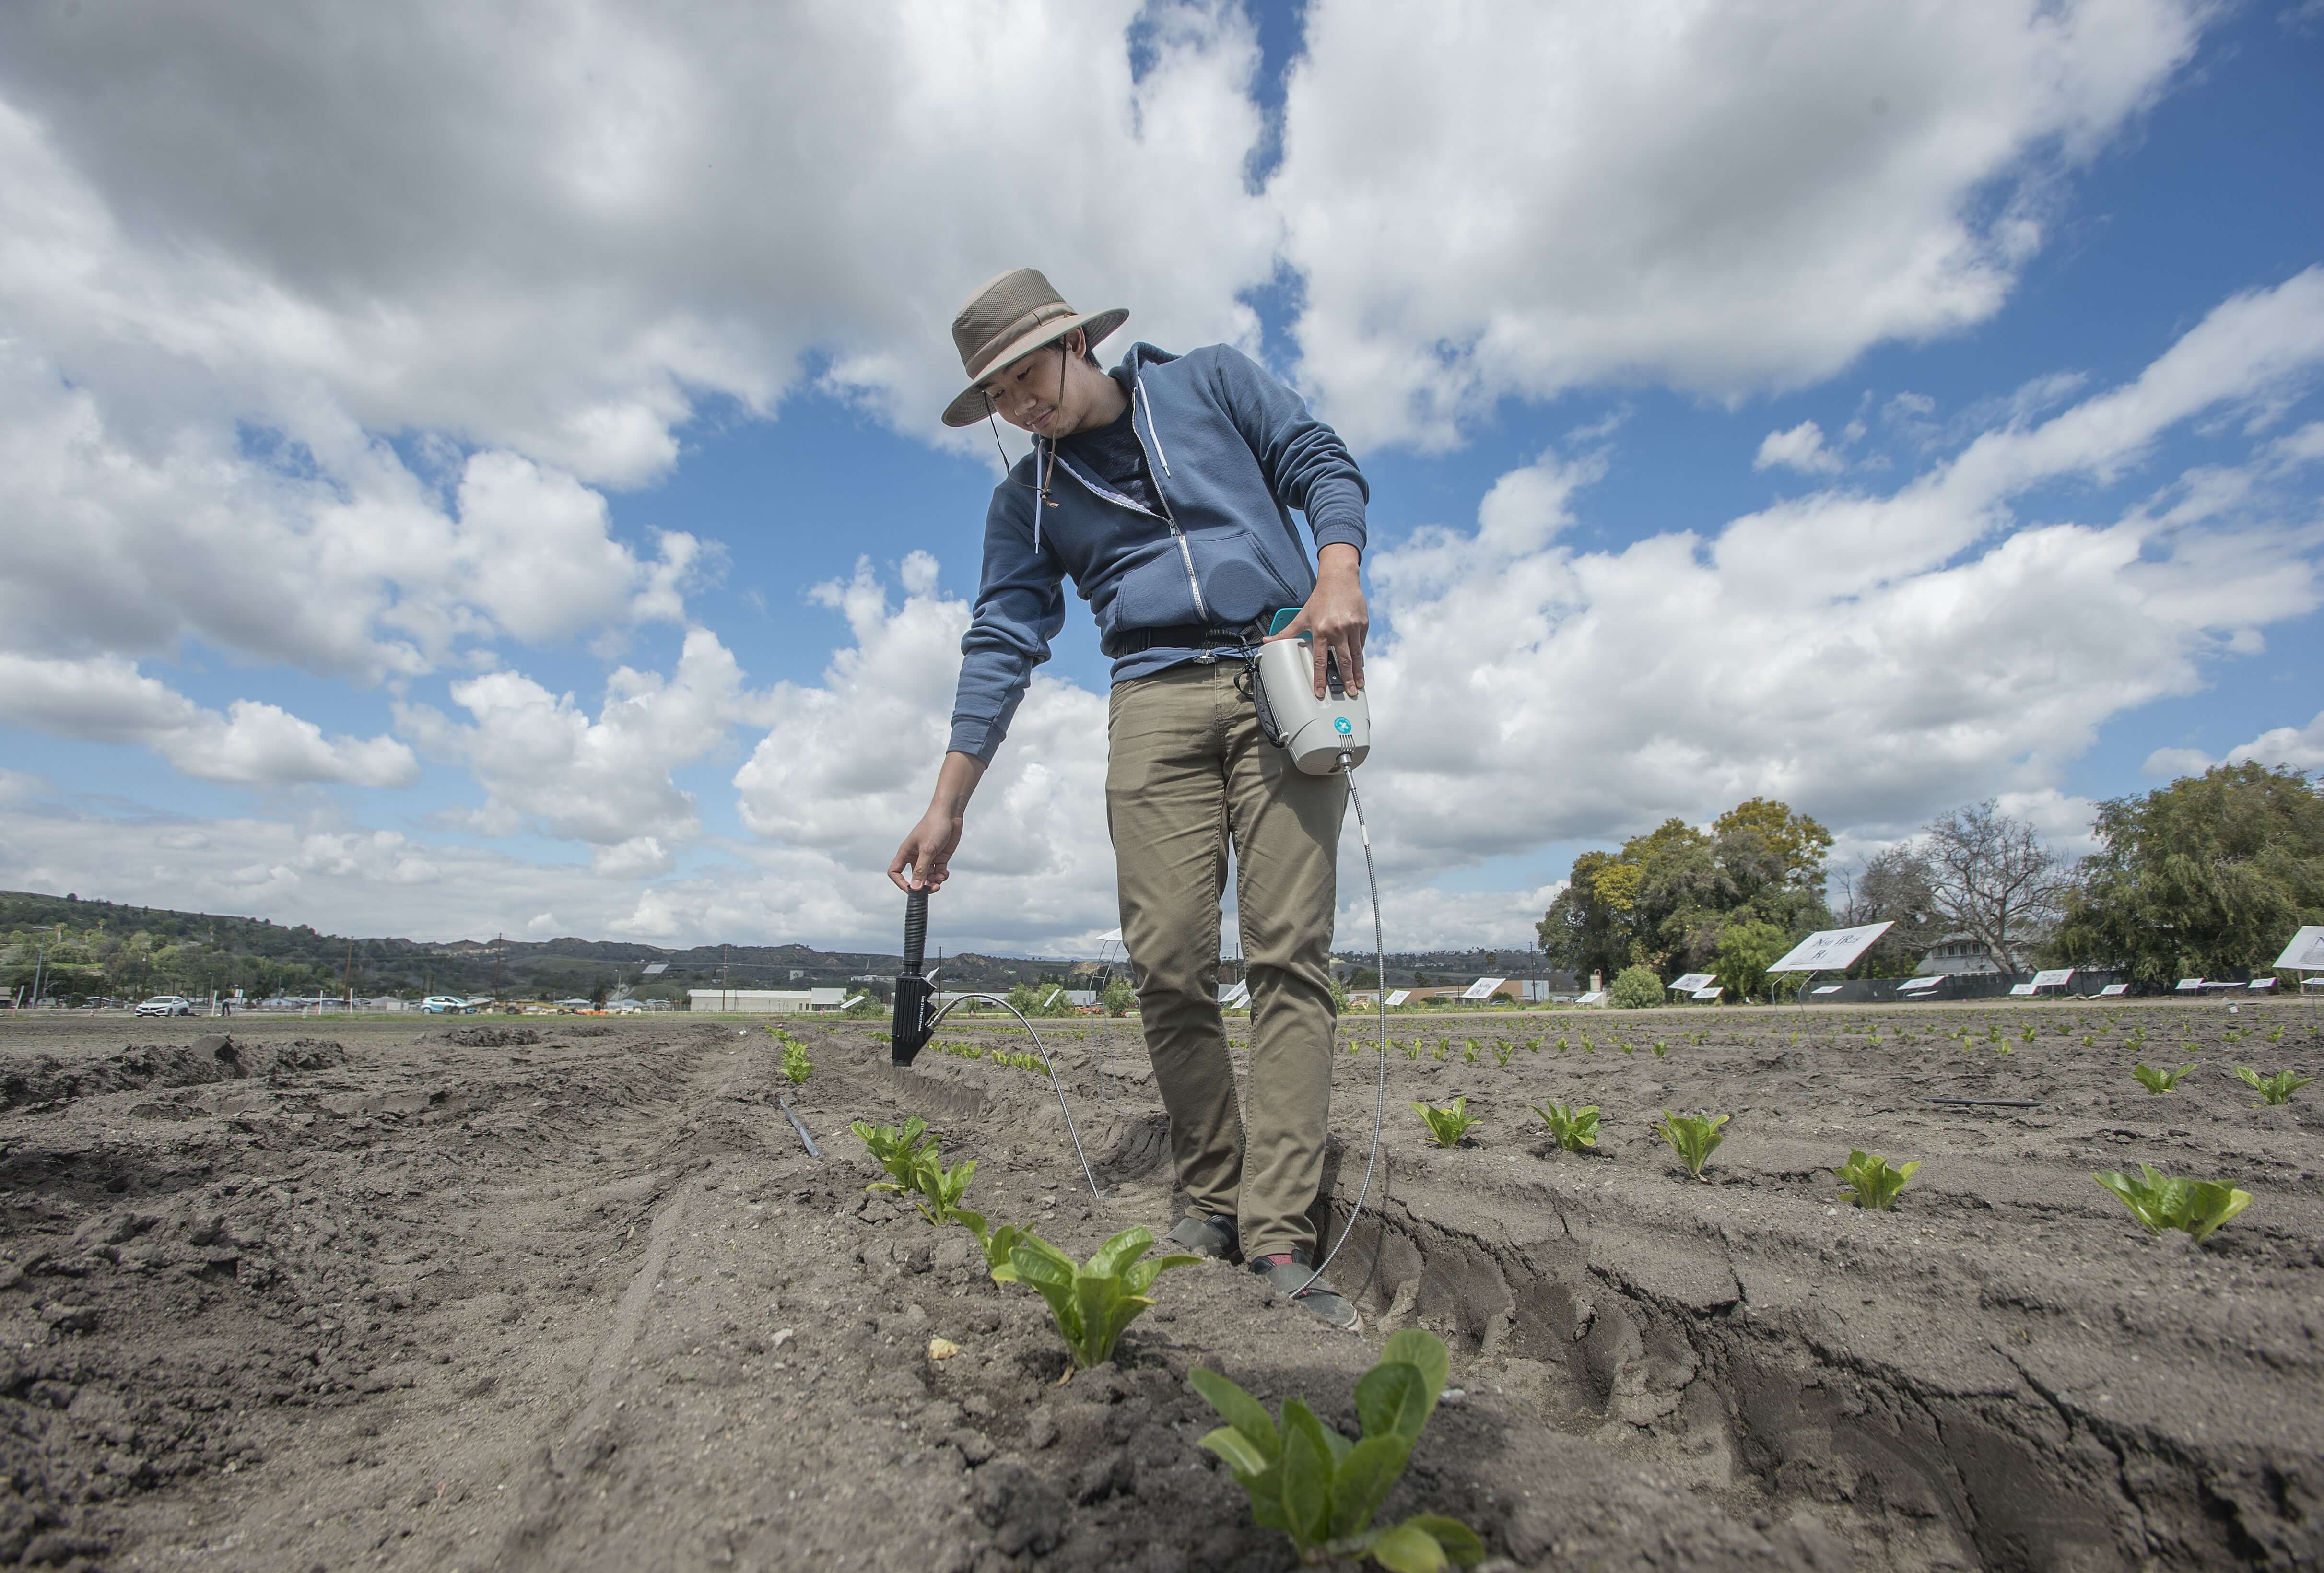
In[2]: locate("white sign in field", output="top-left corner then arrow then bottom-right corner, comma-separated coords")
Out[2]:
2273,926 -> 2324,972
1812,985 -> 1843,996
2008,982 -> 2037,996
1766,922 -> 1894,975
2030,968 -> 2075,989
1691,986 -> 1723,1000
1669,972 -> 1714,992
1462,976 -> 1506,1002
1384,989 -> 1411,1007
1219,981 -> 1250,1009
1899,976 -> 1943,992
2097,982 -> 2129,997
1574,990 -> 1607,1006
2175,977 -> 2204,992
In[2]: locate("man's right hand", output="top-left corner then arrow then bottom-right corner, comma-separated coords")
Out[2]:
891,751 -> 987,892
889,807 -> 963,893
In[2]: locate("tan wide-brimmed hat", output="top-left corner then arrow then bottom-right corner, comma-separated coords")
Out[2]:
941,268 -> 1127,427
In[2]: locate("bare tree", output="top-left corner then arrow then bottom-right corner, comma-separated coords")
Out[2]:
1921,801 -> 2064,973
1833,844 -> 1942,971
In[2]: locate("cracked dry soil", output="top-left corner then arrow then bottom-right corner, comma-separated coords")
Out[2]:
0,1001 -> 2316,1571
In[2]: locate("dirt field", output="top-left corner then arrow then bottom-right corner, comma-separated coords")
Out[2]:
0,997 -> 2317,1572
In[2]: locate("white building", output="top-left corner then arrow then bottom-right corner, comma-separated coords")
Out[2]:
686,986 -> 850,1014
1917,936 -> 2000,975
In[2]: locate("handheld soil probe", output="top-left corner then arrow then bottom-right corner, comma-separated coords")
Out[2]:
891,886 -> 1102,1199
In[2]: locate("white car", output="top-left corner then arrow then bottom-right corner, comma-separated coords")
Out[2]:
135,996 -> 196,1017
419,996 -> 473,1014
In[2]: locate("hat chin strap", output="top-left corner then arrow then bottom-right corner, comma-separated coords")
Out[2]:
984,343 -> 1068,552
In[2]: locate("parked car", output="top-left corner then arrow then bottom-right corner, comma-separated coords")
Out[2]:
135,996 -> 196,1018
419,996 -> 473,1014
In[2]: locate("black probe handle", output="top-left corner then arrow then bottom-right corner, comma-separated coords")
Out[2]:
903,887 -> 929,974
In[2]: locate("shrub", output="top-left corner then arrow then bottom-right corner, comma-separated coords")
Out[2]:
1103,977 -> 1137,1016
1609,965 -> 1663,1010
1009,1226 -> 1199,1371
1190,1330 -> 1484,1572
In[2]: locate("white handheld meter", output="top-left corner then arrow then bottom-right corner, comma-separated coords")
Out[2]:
1252,617 -> 1370,775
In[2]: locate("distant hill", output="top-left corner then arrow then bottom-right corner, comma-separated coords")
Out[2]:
0,890 -> 1101,1005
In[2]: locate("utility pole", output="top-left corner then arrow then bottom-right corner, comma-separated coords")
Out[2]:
343,938 -> 354,1012
722,943 -> 729,1012
493,935 -> 504,1008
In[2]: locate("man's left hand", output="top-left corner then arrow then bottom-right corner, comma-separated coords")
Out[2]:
1266,542 -> 1366,698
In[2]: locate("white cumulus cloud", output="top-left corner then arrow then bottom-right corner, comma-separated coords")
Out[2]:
0,653 -> 416,787
1274,0 -> 2207,446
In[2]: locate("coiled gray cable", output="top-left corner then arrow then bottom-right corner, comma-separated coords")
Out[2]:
924,992 -> 1101,1199
1294,753 -> 1387,1298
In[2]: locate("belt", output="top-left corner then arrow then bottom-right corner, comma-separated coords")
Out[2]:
1103,622 -> 1252,658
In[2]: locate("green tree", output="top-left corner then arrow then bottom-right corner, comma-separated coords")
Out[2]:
2052,763 -> 2324,986
1539,802 -> 1835,983
1102,976 -> 1136,1017
1713,919 -> 1788,1003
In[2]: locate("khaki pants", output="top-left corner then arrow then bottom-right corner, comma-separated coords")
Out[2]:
1106,660 -> 1346,1261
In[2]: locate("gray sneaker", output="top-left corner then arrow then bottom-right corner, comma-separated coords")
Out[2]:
1166,1210 -> 1239,1261
1251,1255 -> 1361,1332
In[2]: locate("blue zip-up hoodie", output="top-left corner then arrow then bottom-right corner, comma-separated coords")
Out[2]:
947,342 -> 1369,762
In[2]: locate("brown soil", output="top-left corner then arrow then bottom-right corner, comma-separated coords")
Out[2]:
0,999 -> 2316,1572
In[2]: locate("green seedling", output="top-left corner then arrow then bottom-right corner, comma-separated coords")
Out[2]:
1432,1038 -> 1450,1061
1460,1039 -> 1478,1065
1529,1101 -> 1600,1152
2131,1061 -> 2196,1094
1400,1039 -> 1421,1061
2235,1066 -> 2313,1105
2021,1024 -> 2036,1043
1554,1037 -> 1569,1053
1009,1226 -> 1199,1373
1490,1040 -> 1515,1068
782,1037 -> 811,1085
2081,1034 -> 2095,1047
852,1115 -> 937,1189
1620,1041 -> 1636,1056
2266,1027 -> 2284,1044
1651,1041 -> 1667,1058
1832,1149 -> 1919,1210
2092,1165 -> 2253,1244
1411,1097 -> 1481,1148
1653,1110 -> 1729,1182
1190,1329 -> 1484,1573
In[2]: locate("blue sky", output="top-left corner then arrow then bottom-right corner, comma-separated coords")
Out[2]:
0,0 -> 2319,953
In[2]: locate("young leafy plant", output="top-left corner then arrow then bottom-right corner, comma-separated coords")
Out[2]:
2092,1165 -> 2253,1243
1008,1225 -> 1199,1372
1460,1039 -> 1478,1065
1651,1040 -> 1668,1059
1411,1097 -> 1481,1148
1528,1100 -> 1600,1153
852,1115 -> 937,1188
2236,1066 -> 2313,1105
1653,1110 -> 1729,1181
1491,1040 -> 1515,1068
1190,1329 -> 1484,1573
2131,1061 -> 2196,1094
1832,1149 -> 1919,1210
782,1037 -> 812,1085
